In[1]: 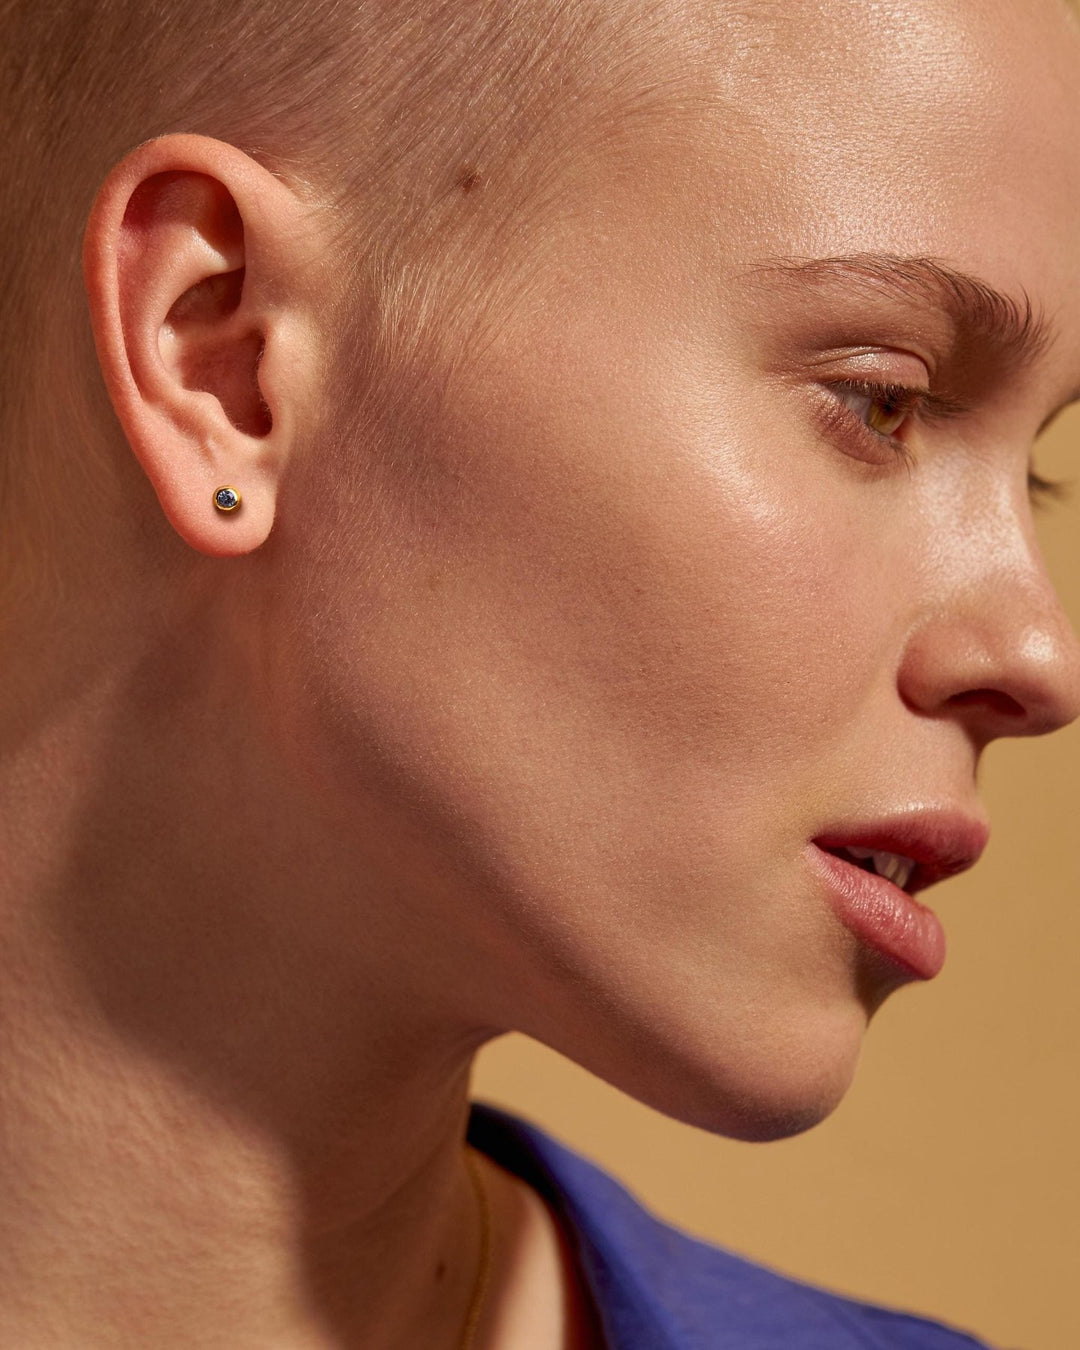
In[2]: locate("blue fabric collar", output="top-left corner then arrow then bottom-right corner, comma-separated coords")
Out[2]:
466,1100 -> 992,1350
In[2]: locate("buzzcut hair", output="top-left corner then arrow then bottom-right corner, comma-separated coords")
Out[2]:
0,0 -> 688,612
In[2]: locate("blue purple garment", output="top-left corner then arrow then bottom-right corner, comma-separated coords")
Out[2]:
466,1100 -> 996,1350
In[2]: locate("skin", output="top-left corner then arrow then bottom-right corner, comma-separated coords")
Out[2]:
1,0 -> 1079,1346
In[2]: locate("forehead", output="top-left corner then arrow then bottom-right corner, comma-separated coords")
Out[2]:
645,0 -> 1080,384
703,0 -> 1080,146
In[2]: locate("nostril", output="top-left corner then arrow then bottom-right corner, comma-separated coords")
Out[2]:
946,688 -> 1025,719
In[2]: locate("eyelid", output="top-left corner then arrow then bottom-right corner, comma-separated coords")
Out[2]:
808,344 -> 934,385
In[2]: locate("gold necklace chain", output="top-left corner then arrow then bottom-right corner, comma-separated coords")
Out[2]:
458,1146 -> 493,1350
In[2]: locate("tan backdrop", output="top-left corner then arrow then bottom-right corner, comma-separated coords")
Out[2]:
471,406 -> 1080,1350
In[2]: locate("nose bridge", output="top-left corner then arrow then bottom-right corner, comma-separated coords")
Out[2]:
897,498 -> 1080,741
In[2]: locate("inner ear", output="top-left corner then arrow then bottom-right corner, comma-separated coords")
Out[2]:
160,268 -> 272,439
168,267 -> 244,324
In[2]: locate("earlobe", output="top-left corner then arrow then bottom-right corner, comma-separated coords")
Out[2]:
83,134 -> 317,557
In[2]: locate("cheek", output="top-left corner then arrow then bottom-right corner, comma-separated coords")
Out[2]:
283,334 -> 898,970
413,330 -> 891,798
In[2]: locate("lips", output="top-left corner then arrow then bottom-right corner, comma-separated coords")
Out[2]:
804,808 -> 991,980
811,809 -> 990,896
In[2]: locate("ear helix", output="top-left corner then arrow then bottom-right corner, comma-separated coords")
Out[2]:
213,485 -> 242,513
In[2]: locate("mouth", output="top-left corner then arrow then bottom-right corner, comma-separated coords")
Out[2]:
811,810 -> 990,897
817,845 -> 917,892
805,809 -> 990,980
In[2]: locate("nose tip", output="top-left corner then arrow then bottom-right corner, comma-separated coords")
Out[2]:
1002,622 -> 1080,734
898,591 -> 1080,746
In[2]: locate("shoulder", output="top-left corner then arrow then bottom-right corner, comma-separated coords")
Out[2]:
467,1101 -> 997,1350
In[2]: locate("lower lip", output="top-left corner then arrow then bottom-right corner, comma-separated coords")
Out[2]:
804,843 -> 946,980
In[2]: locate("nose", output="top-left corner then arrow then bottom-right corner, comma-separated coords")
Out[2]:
896,530 -> 1080,750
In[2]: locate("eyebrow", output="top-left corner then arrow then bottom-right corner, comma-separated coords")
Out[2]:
748,253 -> 1056,375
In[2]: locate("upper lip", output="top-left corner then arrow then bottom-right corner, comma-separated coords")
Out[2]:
812,808 -> 990,895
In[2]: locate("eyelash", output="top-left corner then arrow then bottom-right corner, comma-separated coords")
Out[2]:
827,379 -> 923,472
826,378 -> 1070,508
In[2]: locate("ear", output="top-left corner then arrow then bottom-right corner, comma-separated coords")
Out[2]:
82,134 -> 322,556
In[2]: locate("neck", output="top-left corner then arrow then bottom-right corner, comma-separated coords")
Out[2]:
0,608 -> 495,1350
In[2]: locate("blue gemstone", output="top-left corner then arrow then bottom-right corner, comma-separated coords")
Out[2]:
215,488 -> 239,510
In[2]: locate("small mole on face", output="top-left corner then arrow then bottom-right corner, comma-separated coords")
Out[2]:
458,166 -> 483,194
435,1259 -> 447,1281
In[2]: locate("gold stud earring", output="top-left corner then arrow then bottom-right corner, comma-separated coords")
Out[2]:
213,486 -> 241,513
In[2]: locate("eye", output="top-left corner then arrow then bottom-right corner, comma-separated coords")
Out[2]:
816,378 -> 928,473
833,380 -> 923,440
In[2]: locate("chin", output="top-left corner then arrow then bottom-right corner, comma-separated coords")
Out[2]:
661,1051 -> 861,1144
700,1072 -> 857,1144
556,996 -> 868,1144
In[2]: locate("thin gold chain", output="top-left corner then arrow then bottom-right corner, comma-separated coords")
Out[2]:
459,1146 -> 493,1350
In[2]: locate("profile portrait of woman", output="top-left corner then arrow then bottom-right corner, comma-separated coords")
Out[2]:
2,0 -> 1079,1346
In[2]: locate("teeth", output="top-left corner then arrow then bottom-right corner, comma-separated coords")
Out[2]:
845,846 -> 917,891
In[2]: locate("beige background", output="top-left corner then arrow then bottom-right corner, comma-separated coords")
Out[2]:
471,407 -> 1080,1350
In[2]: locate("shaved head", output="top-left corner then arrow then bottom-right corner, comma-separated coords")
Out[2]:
0,0 -> 690,609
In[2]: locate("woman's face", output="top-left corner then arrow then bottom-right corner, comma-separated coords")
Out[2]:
277,0 -> 1080,1137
